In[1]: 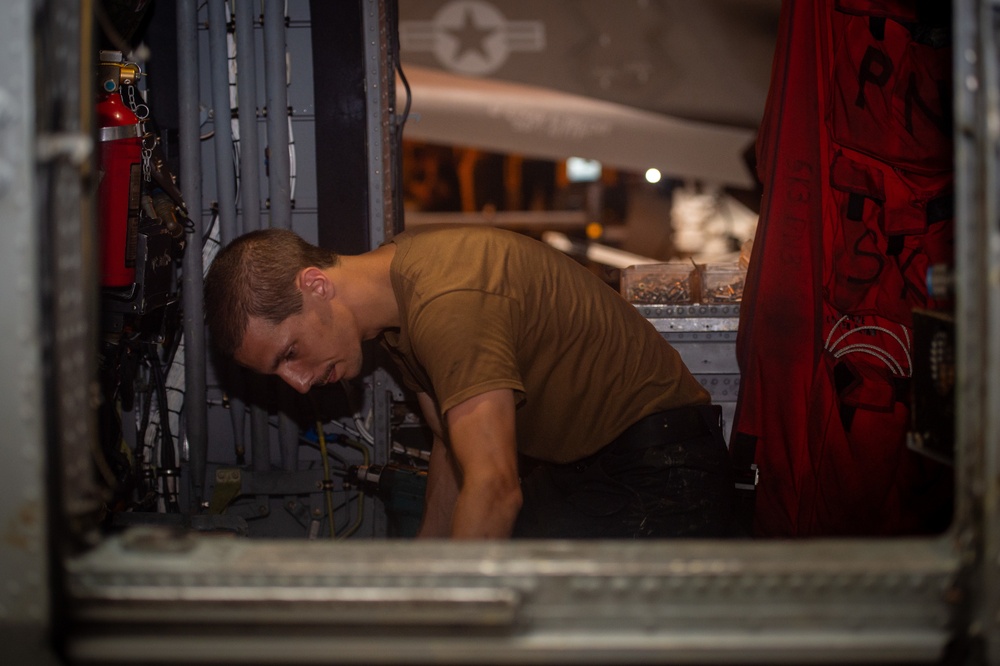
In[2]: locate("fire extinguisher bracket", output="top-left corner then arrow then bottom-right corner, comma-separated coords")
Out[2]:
99,124 -> 143,142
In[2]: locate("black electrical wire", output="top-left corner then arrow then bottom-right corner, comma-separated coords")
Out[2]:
94,1 -> 133,56
395,59 -> 411,135
137,367 -> 152,456
133,364 -> 157,512
389,0 -> 411,132
146,344 -> 180,513
393,62 -> 411,237
390,0 -> 410,237
202,209 -> 220,245
161,316 -> 185,372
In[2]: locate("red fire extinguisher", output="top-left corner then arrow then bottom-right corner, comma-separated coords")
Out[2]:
96,51 -> 144,288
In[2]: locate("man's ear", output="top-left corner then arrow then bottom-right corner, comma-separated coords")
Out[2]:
298,267 -> 334,300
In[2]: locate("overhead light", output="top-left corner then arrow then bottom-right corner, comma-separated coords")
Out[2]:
645,168 -> 662,184
567,156 -> 602,183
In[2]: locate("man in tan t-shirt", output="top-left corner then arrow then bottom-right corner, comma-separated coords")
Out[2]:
205,226 -> 734,539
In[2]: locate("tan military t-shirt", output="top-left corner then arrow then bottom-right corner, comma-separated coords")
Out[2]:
380,226 -> 709,464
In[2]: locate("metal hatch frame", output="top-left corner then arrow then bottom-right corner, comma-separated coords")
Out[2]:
3,0 -> 997,663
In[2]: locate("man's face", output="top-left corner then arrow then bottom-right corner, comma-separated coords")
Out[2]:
233,294 -> 363,394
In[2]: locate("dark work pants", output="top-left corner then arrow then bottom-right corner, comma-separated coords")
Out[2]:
512,405 -> 736,539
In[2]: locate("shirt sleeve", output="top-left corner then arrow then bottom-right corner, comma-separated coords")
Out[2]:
407,290 -> 525,415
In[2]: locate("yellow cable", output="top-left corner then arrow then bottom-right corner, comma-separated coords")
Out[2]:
338,439 -> 368,539
316,422 -> 336,539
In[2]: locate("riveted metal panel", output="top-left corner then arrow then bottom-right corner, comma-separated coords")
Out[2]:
65,533 -> 958,664
0,0 -> 46,626
954,0 -> 1000,659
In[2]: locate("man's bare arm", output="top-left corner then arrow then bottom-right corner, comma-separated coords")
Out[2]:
444,388 -> 522,538
415,392 -> 460,538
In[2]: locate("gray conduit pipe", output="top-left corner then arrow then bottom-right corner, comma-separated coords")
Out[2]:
235,0 -> 262,234
177,0 -> 208,506
234,0 -> 271,471
208,0 -> 248,460
263,0 -> 292,228
263,0 -> 299,472
208,0 -> 240,243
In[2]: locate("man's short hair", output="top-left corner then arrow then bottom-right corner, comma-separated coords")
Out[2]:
203,228 -> 339,357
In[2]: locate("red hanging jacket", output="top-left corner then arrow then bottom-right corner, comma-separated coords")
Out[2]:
732,0 -> 953,537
